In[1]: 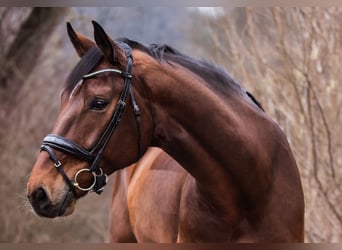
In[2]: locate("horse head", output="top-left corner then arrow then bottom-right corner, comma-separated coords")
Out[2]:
27,21 -> 153,218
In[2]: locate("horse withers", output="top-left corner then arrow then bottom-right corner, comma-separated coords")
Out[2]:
27,21 -> 304,242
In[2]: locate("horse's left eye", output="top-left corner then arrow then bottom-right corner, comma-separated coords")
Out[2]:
89,99 -> 109,111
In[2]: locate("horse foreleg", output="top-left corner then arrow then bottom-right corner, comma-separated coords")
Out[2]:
109,168 -> 137,243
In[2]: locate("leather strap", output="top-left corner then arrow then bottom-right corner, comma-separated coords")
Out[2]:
129,84 -> 142,159
42,134 -> 94,162
40,145 -> 77,196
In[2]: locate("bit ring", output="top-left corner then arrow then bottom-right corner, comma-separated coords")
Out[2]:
72,168 -> 98,191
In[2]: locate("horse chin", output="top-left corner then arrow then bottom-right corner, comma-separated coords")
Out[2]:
57,190 -> 76,217
60,202 -> 75,216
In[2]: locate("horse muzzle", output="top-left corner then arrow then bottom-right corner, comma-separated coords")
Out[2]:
27,186 -> 76,218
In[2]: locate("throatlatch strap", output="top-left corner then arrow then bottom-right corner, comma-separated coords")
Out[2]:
129,84 -> 142,159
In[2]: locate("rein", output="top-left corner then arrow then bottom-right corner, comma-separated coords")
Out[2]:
40,43 -> 141,196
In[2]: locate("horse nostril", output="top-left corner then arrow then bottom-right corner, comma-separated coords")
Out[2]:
30,187 -> 50,208
36,188 -> 45,201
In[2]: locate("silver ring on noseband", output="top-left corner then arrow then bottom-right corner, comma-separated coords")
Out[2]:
72,168 -> 106,192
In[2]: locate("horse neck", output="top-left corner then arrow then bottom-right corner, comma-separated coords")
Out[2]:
136,54 -> 274,203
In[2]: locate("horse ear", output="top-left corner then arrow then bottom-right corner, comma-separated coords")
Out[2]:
67,22 -> 95,57
92,20 -> 125,65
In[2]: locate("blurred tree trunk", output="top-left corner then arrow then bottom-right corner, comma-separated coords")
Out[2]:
0,7 -> 68,145
0,7 -> 68,107
0,8 -> 69,242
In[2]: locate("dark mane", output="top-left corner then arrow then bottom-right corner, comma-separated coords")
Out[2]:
119,38 -> 264,111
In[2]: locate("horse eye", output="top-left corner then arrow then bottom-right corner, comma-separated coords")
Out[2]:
89,99 -> 109,110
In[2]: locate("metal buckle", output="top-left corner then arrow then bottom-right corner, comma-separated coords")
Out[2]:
54,161 -> 62,168
117,100 -> 126,108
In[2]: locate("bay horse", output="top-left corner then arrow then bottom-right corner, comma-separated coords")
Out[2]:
27,21 -> 304,242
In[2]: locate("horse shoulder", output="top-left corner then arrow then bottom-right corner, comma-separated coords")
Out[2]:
109,165 -> 137,242
127,148 -> 187,242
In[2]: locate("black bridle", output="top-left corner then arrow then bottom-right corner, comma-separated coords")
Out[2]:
40,43 -> 141,196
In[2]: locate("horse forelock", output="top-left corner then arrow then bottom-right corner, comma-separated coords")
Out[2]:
65,46 -> 104,95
